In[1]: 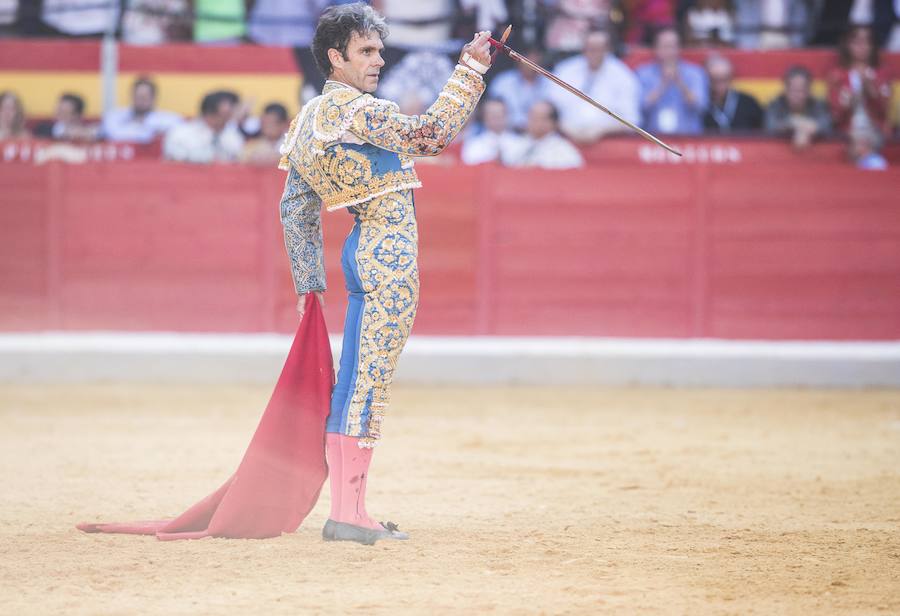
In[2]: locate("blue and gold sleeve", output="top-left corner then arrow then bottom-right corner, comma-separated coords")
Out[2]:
349,64 -> 486,157
279,166 -> 326,295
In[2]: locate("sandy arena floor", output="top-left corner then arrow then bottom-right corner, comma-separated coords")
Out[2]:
1,384 -> 898,615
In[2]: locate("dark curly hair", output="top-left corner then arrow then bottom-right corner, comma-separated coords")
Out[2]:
311,3 -> 388,78
838,25 -> 879,69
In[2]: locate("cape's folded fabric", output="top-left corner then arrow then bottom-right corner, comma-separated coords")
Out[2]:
76,295 -> 333,540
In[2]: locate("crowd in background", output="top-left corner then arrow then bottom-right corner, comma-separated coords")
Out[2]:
463,23 -> 895,170
0,1 -> 898,170
0,84 -> 292,165
3,1 -> 900,52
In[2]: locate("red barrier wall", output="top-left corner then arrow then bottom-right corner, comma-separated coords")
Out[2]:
2,154 -> 899,339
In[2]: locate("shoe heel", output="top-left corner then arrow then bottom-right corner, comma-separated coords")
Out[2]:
322,519 -> 336,541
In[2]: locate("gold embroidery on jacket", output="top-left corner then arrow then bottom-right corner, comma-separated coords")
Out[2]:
279,65 -> 484,444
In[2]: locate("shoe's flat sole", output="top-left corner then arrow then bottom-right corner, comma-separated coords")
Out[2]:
322,519 -> 409,545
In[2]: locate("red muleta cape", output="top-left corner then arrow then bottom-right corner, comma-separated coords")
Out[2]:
76,294 -> 333,540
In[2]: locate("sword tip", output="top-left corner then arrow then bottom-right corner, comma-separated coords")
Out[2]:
489,25 -> 512,50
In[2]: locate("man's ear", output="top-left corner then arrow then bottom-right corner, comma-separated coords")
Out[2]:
327,48 -> 344,71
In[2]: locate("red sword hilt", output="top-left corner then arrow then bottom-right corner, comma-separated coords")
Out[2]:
489,25 -> 512,63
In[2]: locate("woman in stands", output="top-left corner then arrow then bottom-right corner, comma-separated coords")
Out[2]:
0,91 -> 31,140
827,25 -> 892,144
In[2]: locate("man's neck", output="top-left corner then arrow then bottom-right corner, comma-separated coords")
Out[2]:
325,75 -> 360,92
586,57 -> 605,73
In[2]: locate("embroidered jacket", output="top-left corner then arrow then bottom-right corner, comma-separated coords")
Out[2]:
277,64 -> 485,294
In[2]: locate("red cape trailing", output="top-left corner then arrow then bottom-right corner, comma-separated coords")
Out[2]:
76,294 -> 333,540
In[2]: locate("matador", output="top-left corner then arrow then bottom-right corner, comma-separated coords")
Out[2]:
277,3 -> 492,544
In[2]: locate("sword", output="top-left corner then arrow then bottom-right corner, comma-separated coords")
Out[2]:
487,26 -> 683,157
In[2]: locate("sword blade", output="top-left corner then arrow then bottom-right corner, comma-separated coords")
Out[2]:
491,39 -> 683,157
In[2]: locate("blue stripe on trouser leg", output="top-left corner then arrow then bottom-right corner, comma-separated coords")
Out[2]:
326,192 -> 420,443
327,220 -> 365,434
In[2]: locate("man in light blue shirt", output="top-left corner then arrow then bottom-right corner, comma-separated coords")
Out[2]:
636,27 -> 708,135
103,77 -> 181,143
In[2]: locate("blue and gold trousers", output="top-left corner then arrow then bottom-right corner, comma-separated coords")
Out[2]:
326,189 -> 420,447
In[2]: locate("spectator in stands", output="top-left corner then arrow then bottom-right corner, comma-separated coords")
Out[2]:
543,0 -> 614,54
163,91 -> 244,163
249,0 -> 328,46
548,28 -> 640,143
102,76 -> 181,143
461,98 -> 523,165
41,0 -> 118,36
703,54 -> 763,133
503,100 -> 584,169
764,66 -> 832,150
636,27 -> 708,135
0,1 -> 18,36
624,0 -> 675,45
194,0 -> 245,44
0,91 -> 30,140
378,0 -> 455,49
242,102 -> 290,165
209,89 -> 261,138
248,0 -> 331,98
848,126 -> 888,171
121,0 -> 191,45
827,25 -> 893,144
458,0 -> 508,34
684,0 -> 735,47
735,0 -> 811,49
33,93 -> 99,141
487,45 -> 549,132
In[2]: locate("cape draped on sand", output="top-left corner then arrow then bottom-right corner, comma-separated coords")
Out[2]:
76,295 -> 333,540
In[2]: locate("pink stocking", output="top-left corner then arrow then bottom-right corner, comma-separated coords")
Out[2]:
325,433 -> 380,530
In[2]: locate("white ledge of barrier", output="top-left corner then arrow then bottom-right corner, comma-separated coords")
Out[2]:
2,332 -> 899,388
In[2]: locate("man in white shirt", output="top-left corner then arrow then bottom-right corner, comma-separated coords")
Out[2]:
163,92 -> 244,164
103,77 -> 181,143
42,0 -> 117,35
378,0 -> 454,48
461,98 -> 524,165
503,100 -> 584,170
547,29 -> 640,143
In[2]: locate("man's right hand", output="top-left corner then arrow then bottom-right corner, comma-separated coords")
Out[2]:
297,291 -> 325,321
459,31 -> 492,74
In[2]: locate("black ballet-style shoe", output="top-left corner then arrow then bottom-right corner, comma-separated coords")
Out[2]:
322,519 -> 410,545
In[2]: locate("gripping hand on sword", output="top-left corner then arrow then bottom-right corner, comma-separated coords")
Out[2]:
459,31 -> 494,75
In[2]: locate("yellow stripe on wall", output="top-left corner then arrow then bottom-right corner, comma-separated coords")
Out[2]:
735,78 -> 899,122
1,71 -> 896,124
0,72 -> 102,117
0,71 -> 303,118
733,78 -> 829,104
